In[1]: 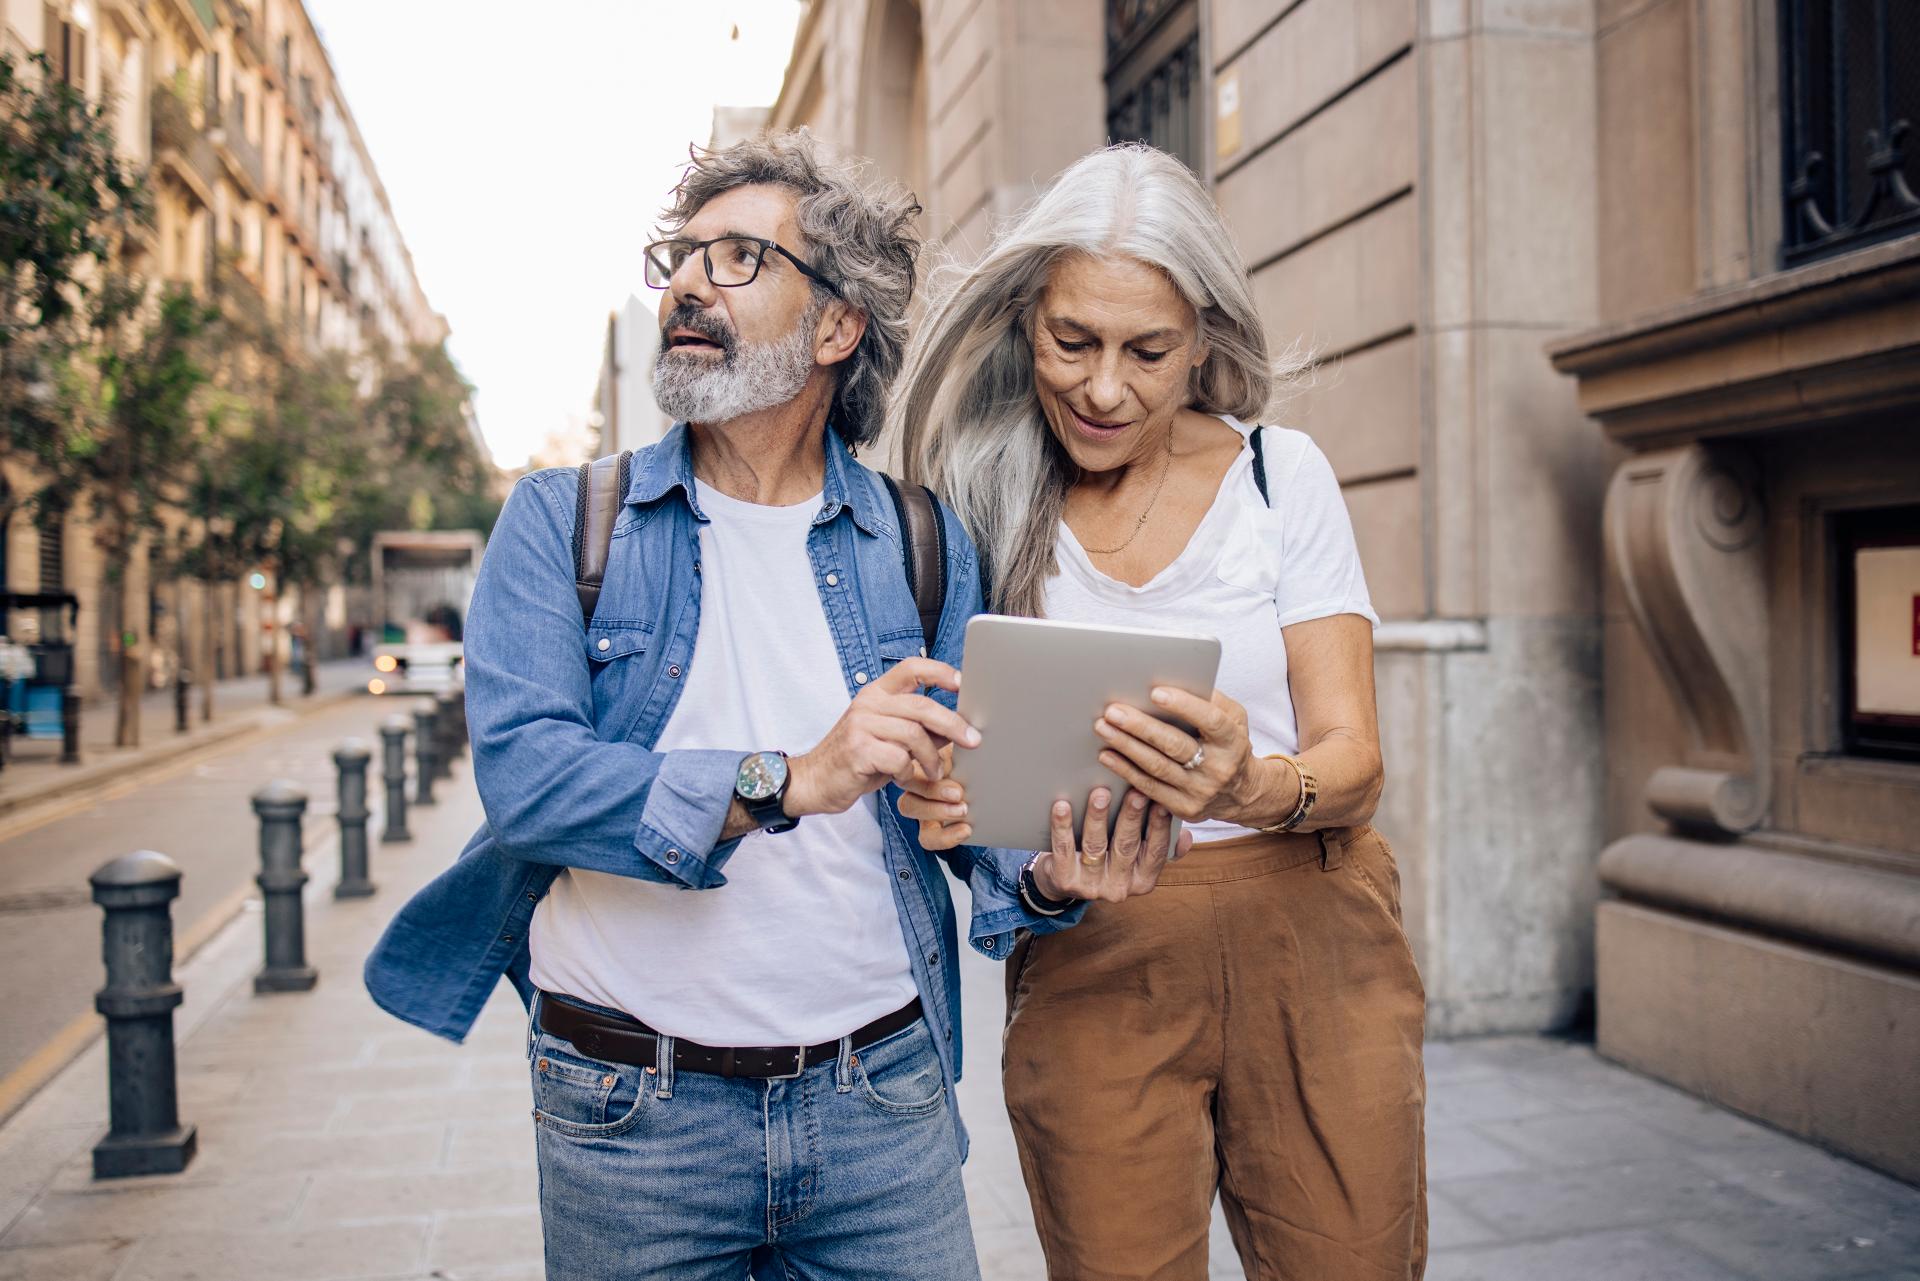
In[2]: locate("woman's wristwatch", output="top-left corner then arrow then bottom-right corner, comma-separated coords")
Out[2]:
1019,853 -> 1078,916
1257,754 -> 1318,833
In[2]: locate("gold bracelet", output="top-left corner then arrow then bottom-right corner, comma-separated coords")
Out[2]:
1257,754 -> 1317,833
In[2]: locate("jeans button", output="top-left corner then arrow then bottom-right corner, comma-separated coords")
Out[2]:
665,848 -> 681,865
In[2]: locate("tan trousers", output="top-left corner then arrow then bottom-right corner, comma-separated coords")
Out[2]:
1003,826 -> 1427,1280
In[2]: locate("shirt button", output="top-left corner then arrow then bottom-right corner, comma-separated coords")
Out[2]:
919,646 -> 927,657
668,664 -> 682,678
897,868 -> 911,881
926,952 -> 939,966
854,671 -> 868,685
825,572 -> 839,587
664,848 -> 681,865
982,936 -> 995,950
596,638 -> 610,652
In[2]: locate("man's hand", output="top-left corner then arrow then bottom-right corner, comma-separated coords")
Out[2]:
1029,787 -> 1191,904
785,659 -> 980,819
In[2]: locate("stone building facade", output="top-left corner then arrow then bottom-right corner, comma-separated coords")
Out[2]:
2,0 -> 447,703
765,0 -> 1918,1182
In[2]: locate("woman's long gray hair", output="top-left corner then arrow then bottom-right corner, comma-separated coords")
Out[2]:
895,145 -> 1280,618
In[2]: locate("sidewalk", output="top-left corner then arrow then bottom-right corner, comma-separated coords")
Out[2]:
0,660 -> 366,820
0,753 -> 1913,1280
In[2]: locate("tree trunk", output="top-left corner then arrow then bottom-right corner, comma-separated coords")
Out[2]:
114,566 -> 140,748
265,575 -> 282,706
200,574 -> 217,721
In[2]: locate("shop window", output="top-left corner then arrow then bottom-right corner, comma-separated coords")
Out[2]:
1105,0 -> 1202,174
1837,504 -> 1920,759
1780,0 -> 1920,265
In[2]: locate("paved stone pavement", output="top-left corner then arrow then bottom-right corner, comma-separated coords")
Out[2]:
0,754 -> 1913,1280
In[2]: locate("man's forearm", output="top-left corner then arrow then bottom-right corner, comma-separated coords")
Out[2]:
719,798 -> 761,842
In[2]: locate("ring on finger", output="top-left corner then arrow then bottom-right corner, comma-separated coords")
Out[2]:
1080,845 -> 1107,866
1184,745 -> 1206,771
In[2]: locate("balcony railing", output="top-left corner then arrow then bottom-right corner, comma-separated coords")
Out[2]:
213,96 -> 264,192
150,87 -> 219,197
226,0 -> 268,66
1780,0 -> 1920,265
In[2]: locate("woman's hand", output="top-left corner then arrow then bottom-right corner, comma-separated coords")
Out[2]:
897,744 -> 972,851
1030,787 -> 1191,904
1092,687 -> 1280,827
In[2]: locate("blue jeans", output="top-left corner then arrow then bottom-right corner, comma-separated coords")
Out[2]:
528,997 -> 982,1280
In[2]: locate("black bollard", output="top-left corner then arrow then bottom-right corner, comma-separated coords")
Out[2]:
60,686 -> 80,764
90,851 -> 197,1178
251,780 -> 317,993
447,681 -> 468,760
432,691 -> 456,782
174,669 -> 191,735
412,703 -> 438,807
379,715 -> 412,844
333,739 -> 375,899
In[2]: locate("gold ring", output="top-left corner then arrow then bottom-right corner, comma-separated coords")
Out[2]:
1080,847 -> 1107,865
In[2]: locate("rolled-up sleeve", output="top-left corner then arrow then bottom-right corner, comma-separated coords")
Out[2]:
466,472 -> 745,889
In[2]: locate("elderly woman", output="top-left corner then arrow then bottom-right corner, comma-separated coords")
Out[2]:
894,145 -> 1426,1280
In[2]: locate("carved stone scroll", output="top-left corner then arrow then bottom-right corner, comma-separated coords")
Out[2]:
1604,444 -> 1770,833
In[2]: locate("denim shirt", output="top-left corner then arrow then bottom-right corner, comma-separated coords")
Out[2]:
362,422 -> 1085,1159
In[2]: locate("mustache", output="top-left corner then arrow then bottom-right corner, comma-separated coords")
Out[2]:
658,305 -> 736,354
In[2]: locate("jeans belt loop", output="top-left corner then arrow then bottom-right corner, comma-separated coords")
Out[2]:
1318,829 -> 1345,871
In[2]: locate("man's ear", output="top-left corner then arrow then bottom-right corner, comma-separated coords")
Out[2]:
814,299 -> 867,369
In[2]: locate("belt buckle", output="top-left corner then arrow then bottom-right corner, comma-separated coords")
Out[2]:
768,1045 -> 807,1081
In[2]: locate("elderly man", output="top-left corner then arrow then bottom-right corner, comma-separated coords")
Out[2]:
364,130 -> 1150,1279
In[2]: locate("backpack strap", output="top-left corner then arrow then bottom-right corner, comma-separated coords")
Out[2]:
881,473 -> 949,648
1249,425 -> 1272,507
573,450 -> 632,626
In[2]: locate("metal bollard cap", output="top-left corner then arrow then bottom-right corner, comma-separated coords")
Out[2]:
90,849 -> 183,891
332,738 -> 373,765
251,779 -> 309,815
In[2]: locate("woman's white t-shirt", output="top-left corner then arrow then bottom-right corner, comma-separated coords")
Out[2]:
1042,416 -> 1378,844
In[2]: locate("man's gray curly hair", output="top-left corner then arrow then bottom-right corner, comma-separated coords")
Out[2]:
661,128 -> 922,448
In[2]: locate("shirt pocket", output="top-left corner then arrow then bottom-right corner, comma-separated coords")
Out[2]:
1213,503 -> 1286,598
584,623 -> 652,741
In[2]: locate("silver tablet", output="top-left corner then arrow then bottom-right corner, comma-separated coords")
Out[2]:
950,615 -> 1223,853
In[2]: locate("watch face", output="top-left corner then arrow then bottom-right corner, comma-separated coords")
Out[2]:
736,751 -> 788,803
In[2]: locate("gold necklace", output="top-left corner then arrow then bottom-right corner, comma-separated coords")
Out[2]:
1078,439 -> 1174,557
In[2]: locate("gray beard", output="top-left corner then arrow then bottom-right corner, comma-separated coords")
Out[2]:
650,307 -> 822,425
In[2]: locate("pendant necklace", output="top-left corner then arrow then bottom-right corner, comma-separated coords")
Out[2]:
1079,438 -> 1175,557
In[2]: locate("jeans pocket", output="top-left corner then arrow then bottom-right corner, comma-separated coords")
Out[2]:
852,1021 -> 948,1117
529,1029 -> 649,1138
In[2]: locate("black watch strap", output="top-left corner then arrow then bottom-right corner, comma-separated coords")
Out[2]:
1019,858 -> 1077,916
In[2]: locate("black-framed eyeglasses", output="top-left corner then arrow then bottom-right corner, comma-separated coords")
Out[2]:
643,236 -> 840,296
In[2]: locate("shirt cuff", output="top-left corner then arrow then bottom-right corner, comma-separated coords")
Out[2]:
966,849 -> 1087,958
635,748 -> 750,889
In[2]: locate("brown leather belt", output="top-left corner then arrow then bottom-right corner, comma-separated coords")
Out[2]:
537,993 -> 925,1080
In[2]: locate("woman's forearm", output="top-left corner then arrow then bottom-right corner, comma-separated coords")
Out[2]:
1230,727 -> 1381,831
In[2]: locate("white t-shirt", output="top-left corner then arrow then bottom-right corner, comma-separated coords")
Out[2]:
529,481 -> 918,1046
1043,416 -> 1378,843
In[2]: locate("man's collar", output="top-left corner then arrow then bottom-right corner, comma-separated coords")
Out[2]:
625,420 -> 886,536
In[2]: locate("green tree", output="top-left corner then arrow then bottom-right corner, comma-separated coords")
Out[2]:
0,51 -> 148,458
46,282 -> 213,744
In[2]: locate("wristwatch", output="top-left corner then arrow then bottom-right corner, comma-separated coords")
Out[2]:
1018,853 -> 1077,917
735,751 -> 798,834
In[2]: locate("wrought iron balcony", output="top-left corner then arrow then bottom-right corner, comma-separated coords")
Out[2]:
213,96 -> 264,193
150,87 -> 218,199
1780,0 -> 1920,265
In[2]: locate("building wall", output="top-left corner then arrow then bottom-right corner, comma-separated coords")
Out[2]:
766,0 -> 1609,1034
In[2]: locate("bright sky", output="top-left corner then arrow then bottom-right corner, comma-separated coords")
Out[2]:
304,0 -> 804,469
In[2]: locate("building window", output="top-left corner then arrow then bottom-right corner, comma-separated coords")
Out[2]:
1779,0 -> 1920,266
1837,504 -> 1920,760
1105,0 -> 1202,174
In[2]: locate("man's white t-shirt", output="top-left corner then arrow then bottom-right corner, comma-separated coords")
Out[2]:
1043,417 -> 1378,844
528,481 -> 917,1046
